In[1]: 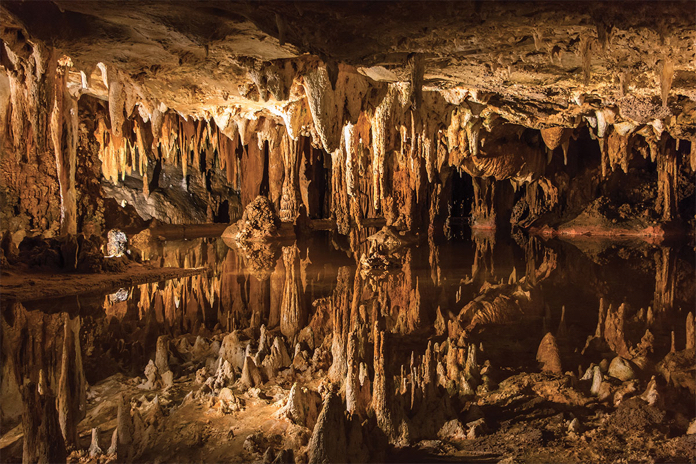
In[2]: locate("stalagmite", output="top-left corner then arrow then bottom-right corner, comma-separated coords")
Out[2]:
89,428 -> 103,458
536,332 -> 562,374
241,356 -> 263,389
155,335 -> 171,375
307,392 -> 347,464
1,4 -> 695,463
604,303 -> 630,359
115,393 -> 134,462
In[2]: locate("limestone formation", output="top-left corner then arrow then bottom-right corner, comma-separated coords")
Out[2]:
1,2 -> 695,463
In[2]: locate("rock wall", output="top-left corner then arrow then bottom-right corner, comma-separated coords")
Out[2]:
1,2 -> 695,240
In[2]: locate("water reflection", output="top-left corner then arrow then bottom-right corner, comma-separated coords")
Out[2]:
2,229 -> 694,444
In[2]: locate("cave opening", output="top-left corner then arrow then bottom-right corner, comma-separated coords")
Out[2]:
1,2 -> 695,463
450,169 -> 474,222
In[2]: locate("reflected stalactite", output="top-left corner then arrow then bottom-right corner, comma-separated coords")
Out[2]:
280,244 -> 306,340
470,231 -> 496,285
653,246 -> 676,314
327,266 -> 353,383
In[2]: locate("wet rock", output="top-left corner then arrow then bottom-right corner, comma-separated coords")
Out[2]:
107,229 -> 128,257
227,195 -> 280,242
608,356 -> 636,381
366,226 -> 416,254
536,332 -> 562,374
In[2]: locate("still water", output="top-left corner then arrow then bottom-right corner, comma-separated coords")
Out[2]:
16,228 -> 695,387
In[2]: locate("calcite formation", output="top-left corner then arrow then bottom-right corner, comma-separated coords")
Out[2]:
0,2 -> 695,464
0,1 -> 694,241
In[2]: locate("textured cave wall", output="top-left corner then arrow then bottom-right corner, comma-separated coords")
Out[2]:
1,1 -> 696,241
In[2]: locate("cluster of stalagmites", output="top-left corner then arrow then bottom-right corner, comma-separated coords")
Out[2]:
93,304 -> 693,463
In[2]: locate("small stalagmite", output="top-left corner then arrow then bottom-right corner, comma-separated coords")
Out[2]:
89,427 -> 103,458
241,356 -> 263,389
536,332 -> 563,374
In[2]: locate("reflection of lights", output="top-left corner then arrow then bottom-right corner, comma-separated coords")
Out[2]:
108,288 -> 129,303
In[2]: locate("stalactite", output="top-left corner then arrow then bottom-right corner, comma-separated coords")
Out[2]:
302,65 -> 341,153
5,44 -> 27,157
407,53 -> 425,110
50,63 -> 78,234
107,67 -> 125,137
606,130 -> 631,174
579,35 -> 594,84
660,59 -> 673,109
371,84 -> 397,211
653,246 -> 676,313
279,130 -> 301,222
25,43 -> 52,160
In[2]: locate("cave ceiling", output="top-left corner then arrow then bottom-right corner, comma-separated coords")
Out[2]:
2,1 -> 695,132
